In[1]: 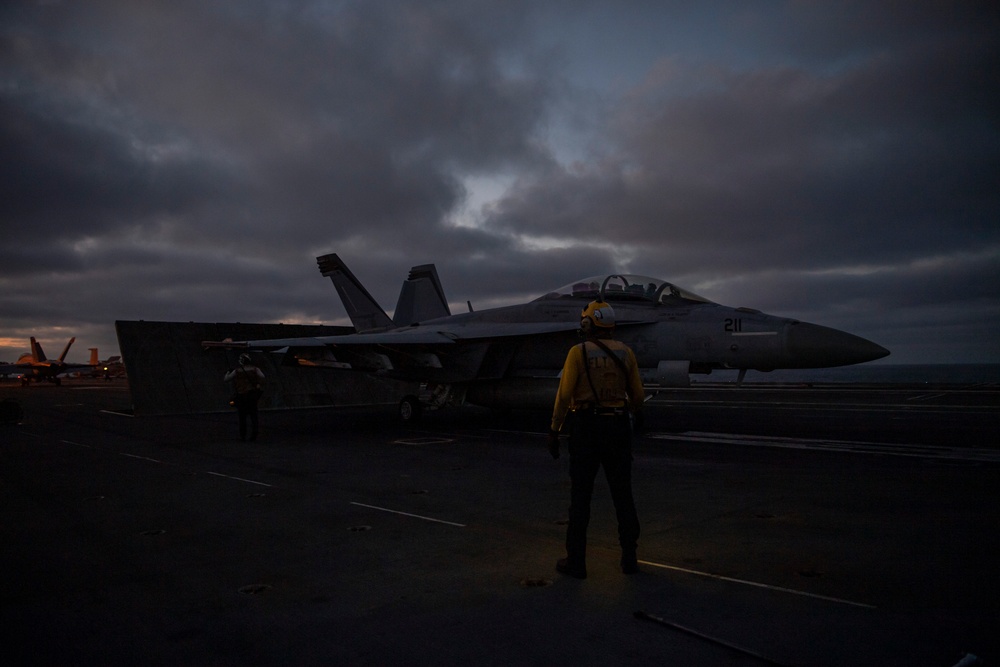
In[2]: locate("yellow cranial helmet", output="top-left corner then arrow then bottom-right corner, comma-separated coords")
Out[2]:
581,300 -> 616,328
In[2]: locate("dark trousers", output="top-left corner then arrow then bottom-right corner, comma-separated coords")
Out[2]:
565,412 -> 639,566
235,391 -> 259,440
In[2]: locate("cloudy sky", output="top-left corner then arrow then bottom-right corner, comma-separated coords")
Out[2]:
2,0 -> 998,366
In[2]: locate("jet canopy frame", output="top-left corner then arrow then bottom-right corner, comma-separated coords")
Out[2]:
535,274 -> 714,306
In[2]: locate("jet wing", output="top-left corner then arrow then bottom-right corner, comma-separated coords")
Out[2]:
204,320 -> 656,383
0,362 -> 95,377
204,320 -> 587,351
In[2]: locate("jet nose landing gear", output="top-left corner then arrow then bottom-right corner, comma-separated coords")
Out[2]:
398,395 -> 422,423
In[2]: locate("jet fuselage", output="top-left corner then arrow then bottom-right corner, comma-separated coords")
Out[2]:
206,259 -> 890,416
416,289 -> 887,376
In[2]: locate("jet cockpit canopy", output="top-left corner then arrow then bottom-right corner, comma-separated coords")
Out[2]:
536,274 -> 714,306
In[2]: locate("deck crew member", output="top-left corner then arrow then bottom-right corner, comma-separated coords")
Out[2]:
224,353 -> 265,441
549,300 -> 645,579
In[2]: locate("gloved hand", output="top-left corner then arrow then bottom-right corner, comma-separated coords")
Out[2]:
548,429 -> 561,459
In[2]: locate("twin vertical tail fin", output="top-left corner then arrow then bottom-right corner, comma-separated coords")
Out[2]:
392,263 -> 451,326
57,338 -> 75,363
317,254 -> 394,333
317,253 -> 453,331
30,337 -> 45,362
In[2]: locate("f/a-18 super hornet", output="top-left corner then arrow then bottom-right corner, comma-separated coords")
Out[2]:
205,253 -> 889,419
0,337 -> 99,386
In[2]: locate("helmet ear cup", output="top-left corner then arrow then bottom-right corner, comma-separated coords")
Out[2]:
581,300 -> 615,328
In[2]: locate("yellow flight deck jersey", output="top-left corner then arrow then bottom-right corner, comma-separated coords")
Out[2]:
550,339 -> 646,433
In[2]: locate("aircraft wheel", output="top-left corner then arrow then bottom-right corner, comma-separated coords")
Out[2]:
399,396 -> 422,423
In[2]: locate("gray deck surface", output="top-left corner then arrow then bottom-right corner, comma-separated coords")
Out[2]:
2,378 -> 997,666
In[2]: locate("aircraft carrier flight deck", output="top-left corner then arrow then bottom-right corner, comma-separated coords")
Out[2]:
1,378 -> 997,666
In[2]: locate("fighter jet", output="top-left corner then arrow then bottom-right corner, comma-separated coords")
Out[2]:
0,337 -> 99,386
204,253 -> 889,419
80,350 -> 126,379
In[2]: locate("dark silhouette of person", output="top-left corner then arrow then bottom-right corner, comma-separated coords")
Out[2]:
548,300 -> 645,579
224,353 -> 265,441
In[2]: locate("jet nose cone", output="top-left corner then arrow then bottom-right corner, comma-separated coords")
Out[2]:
786,322 -> 890,368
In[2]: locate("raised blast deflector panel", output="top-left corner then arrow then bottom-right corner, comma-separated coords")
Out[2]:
116,320 -> 417,415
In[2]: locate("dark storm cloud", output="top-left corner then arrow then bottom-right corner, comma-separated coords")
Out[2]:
757,1 -> 998,65
89,0 -> 551,244
489,27 -> 1000,272
0,93 -> 230,273
0,0 -> 557,360
1,1 -> 997,363
1,1 -> 551,252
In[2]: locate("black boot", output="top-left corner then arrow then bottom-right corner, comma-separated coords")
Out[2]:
556,558 -> 587,579
620,550 -> 638,574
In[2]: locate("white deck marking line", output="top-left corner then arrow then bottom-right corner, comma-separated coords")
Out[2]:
120,453 -> 162,463
649,432 -> 1000,462
638,559 -> 876,609
393,437 -> 455,446
350,502 -> 466,527
205,471 -> 272,487
60,440 -> 91,448
100,409 -> 134,417
652,400 -> 988,412
56,439 -> 272,485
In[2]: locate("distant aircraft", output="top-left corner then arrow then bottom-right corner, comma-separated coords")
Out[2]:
0,337 -> 99,385
205,253 -> 889,419
84,350 -> 126,379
